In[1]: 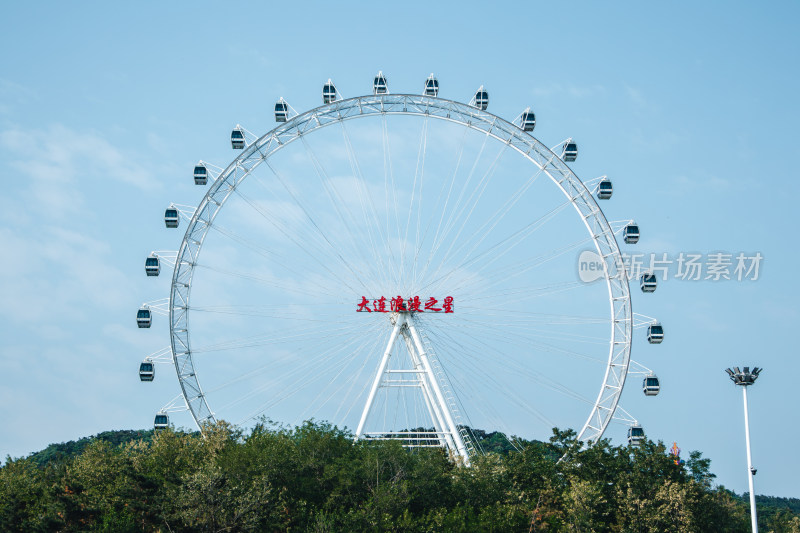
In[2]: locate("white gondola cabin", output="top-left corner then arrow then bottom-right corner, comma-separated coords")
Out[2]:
624,223 -> 640,244
562,141 -> 578,162
473,86 -> 489,110
145,255 -> 160,277
164,207 -> 179,228
424,74 -> 439,97
647,323 -> 664,344
640,273 -> 657,293
139,360 -> 155,382
274,99 -> 289,122
373,71 -> 388,95
137,307 -> 152,328
322,80 -> 337,103
154,412 -> 169,430
597,178 -> 613,199
643,375 -> 660,396
628,425 -> 645,446
194,163 -> 208,185
521,109 -> 536,131
164,206 -> 181,228
231,127 -> 245,149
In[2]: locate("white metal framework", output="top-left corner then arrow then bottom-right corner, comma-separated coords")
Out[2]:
137,81 -> 668,460
165,93 -> 633,448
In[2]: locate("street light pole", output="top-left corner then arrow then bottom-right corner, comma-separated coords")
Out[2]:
725,366 -> 762,533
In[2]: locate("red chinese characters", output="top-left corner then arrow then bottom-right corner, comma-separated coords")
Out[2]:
443,296 -> 454,313
356,296 -> 454,313
357,297 -> 372,312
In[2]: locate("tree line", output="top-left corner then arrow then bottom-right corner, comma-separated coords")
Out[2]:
1,421 -> 798,532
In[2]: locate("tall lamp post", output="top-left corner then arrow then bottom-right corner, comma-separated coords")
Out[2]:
725,366 -> 762,533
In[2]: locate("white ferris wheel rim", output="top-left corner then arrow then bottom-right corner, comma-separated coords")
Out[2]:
167,93 -> 633,446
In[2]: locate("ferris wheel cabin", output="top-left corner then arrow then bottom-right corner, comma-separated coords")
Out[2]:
136,307 -> 152,328
164,207 -> 179,228
647,323 -> 664,344
424,74 -> 439,97
194,163 -> 208,185
274,99 -> 289,122
597,178 -> 613,199
521,109 -> 536,131
144,255 -> 160,277
231,127 -> 245,149
373,71 -> 388,94
643,375 -> 660,396
154,412 -> 169,430
627,425 -> 645,446
473,86 -> 489,110
623,223 -> 640,244
640,273 -> 657,293
322,80 -> 337,103
139,360 -> 155,382
562,142 -> 578,162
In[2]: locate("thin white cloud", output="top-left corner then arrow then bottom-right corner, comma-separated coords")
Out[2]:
624,84 -> 647,108
0,78 -> 36,115
0,123 -> 161,193
0,225 -> 129,325
657,173 -> 737,198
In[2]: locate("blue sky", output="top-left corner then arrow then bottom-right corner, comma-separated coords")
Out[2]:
1,1 -> 798,497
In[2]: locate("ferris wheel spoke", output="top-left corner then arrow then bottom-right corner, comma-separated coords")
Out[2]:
411,125 -> 470,290
430,165 -> 549,281
448,319 -> 609,346
403,115 -> 429,293
260,158 -> 382,293
435,235 -> 593,299
379,115 -> 404,288
422,325 -> 559,429
298,331 -> 388,424
444,362 -> 526,452
190,319 -> 371,354
339,119 -> 401,288
439,310 -> 607,350
410,119 -> 430,293
444,324 -> 608,364
421,200 -> 577,297
332,332 -> 390,423
417,126 -> 471,286
426,127 -> 493,266
425,314 -> 607,367
448,320 -> 609,347
233,323 -> 390,425
214,320 -> 386,404
202,319 -> 387,399
456,283 -> 597,317
298,135 -> 389,291
193,263 -> 341,300
204,219 -> 353,298
232,185 -> 371,295
190,305 -> 353,321
423,321 -> 595,411
425,140 -> 511,283
454,307 -> 607,323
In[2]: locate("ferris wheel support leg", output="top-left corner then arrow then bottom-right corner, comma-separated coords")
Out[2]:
407,320 -> 470,465
354,314 -> 406,441
401,329 -> 454,451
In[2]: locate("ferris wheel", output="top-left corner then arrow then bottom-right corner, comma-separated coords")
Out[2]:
137,72 -> 665,461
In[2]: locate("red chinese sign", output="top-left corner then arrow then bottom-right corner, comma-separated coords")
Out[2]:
357,296 -> 454,313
